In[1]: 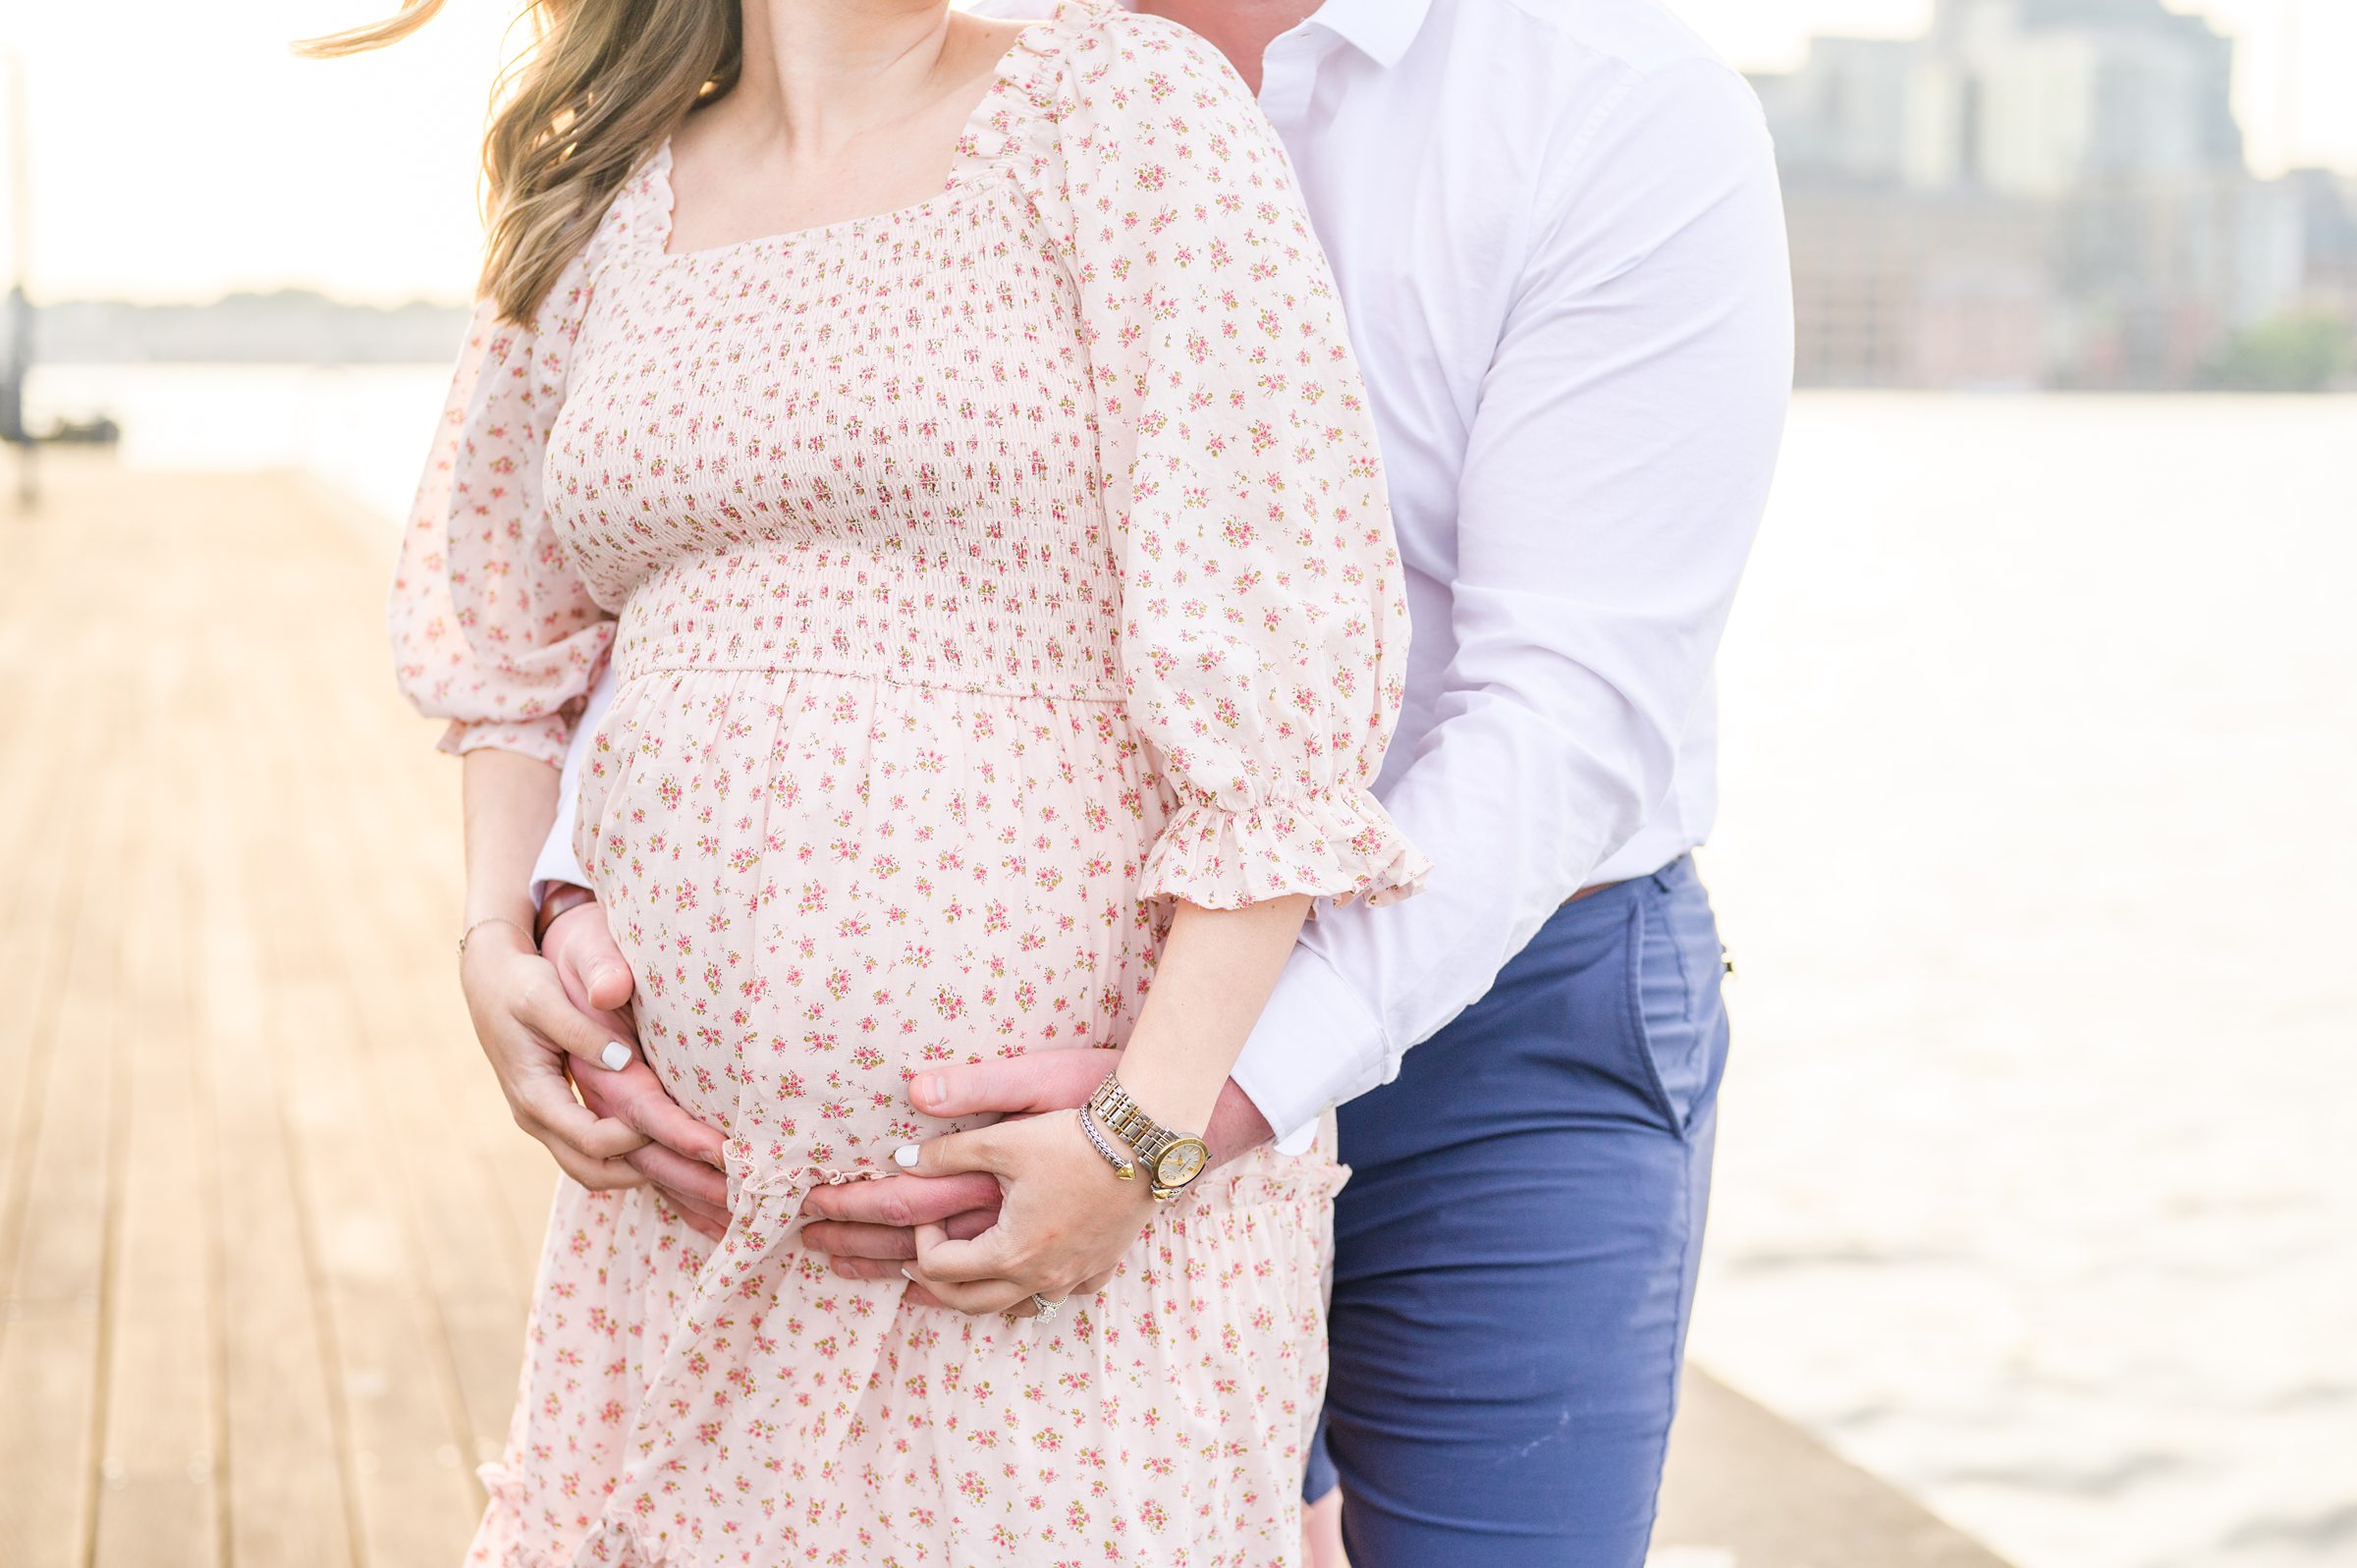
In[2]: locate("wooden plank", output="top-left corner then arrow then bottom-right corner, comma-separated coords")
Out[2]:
0,743 -> 131,1568
0,641 -> 99,1307
91,639 -> 224,1568
192,732 -> 359,1568
0,1314 -> 104,1568
233,517 -> 484,1567
0,498 -> 116,1294
0,469 -> 122,1568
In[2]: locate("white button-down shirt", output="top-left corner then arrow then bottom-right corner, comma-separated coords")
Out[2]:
533,0 -> 1794,1151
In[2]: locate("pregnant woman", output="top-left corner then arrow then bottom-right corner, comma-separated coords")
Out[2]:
375,0 -> 1424,1560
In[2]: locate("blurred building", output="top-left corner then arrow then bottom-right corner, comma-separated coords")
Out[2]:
1753,0 -> 2354,389
2286,170 -> 2357,314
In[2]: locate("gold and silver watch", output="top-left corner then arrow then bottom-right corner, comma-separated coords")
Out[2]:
1084,1074 -> 1211,1202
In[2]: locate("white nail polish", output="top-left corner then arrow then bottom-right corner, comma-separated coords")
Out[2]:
893,1145 -> 918,1169
601,1042 -> 631,1071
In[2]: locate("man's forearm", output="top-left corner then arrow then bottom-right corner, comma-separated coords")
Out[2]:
1207,1073 -> 1277,1164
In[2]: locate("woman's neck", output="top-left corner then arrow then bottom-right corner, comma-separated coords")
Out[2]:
731,0 -> 963,155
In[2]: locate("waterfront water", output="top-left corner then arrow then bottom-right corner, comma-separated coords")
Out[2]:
26,362 -> 452,528
27,368 -> 2356,1568
1697,394 -> 2357,1568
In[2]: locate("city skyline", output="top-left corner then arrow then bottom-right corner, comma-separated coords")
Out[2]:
1751,0 -> 2356,390
1,0 -> 2350,304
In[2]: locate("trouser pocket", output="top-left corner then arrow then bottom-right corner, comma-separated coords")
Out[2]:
1620,869 -> 1728,1138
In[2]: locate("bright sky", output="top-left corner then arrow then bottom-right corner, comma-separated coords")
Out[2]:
2,0 -> 2349,303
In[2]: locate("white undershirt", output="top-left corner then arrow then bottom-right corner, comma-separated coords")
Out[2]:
531,0 -> 1794,1151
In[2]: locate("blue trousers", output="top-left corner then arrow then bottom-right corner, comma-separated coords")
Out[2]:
1303,854 -> 1731,1566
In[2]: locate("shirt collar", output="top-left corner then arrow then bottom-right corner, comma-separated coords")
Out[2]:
1297,0 -> 1432,69
1105,0 -> 1433,73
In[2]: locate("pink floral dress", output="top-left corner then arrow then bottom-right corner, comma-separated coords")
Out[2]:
391,5 -> 1424,1563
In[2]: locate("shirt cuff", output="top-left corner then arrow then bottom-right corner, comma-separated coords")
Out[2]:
527,740 -> 594,910
527,662 -> 624,908
1230,943 -> 1391,1156
527,830 -> 591,913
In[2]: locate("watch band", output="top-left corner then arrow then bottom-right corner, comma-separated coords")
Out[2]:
1086,1074 -> 1211,1201
1075,1106 -> 1135,1182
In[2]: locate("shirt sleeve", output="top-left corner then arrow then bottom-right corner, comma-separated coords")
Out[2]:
527,659 -> 616,907
1230,57 -> 1795,1147
388,237 -> 614,769
1041,11 -> 1429,911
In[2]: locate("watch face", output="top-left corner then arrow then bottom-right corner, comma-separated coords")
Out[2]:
1153,1139 -> 1208,1189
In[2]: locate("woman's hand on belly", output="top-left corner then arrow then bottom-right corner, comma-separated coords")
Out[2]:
895,1110 -> 1156,1316
458,916 -> 653,1190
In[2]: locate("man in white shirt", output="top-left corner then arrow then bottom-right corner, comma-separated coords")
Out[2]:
503,0 -> 1790,1558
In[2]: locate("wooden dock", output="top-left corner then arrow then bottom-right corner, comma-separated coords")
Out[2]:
0,453 -> 2010,1568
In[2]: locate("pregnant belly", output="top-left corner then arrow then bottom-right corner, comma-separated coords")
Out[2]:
572,666 -> 1169,1166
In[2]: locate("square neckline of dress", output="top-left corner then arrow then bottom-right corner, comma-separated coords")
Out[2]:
645,11 -> 1064,264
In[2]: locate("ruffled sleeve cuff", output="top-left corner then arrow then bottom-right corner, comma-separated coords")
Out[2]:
1138,787 -> 1431,912
436,712 -> 573,770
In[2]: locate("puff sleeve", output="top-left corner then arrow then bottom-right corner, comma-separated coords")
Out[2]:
1040,10 -> 1428,910
388,235 -> 613,767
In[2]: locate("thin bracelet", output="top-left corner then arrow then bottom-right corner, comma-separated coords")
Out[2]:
458,915 -> 534,959
1075,1106 -> 1135,1182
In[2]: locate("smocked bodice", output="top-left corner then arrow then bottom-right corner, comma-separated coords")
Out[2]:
551,153 -> 1123,699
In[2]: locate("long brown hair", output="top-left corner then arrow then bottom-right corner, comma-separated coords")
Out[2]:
297,1 -> 741,322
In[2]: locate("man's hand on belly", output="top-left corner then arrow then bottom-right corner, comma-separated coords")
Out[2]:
797,1051 -> 1275,1293
540,898 -> 732,1238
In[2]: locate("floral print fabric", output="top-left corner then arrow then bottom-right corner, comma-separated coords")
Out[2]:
390,4 -> 1424,1563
